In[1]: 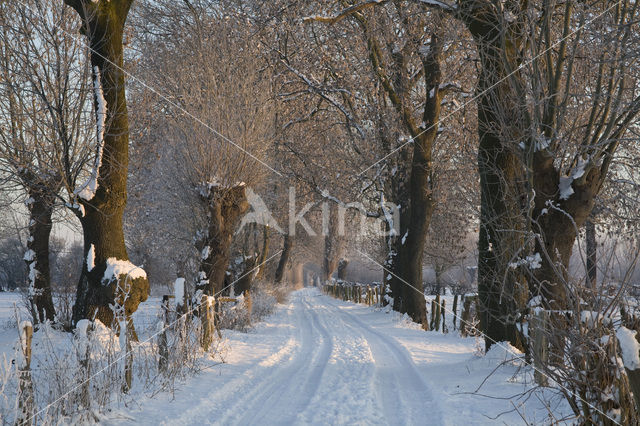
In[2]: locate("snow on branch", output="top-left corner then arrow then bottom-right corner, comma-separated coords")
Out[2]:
87,244 -> 96,272
198,180 -> 246,199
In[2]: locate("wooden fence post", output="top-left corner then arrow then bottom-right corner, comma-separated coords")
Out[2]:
78,321 -> 93,411
460,295 -> 473,337
16,322 -> 34,426
452,294 -> 459,330
434,295 -> 441,332
245,290 -> 252,326
441,299 -> 446,333
158,295 -> 172,373
430,300 -> 436,330
531,309 -> 549,386
200,295 -> 213,352
122,318 -> 133,393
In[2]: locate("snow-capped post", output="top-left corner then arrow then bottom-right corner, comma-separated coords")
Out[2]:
63,0 -> 149,329
200,295 -> 216,352
16,321 -> 34,426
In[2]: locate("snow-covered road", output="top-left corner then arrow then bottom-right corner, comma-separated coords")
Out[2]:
108,288 -> 568,425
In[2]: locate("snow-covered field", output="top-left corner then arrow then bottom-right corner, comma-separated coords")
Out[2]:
0,288 -> 571,425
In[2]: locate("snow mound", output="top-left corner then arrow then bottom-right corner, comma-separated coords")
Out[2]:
616,326 -> 640,370
484,341 -> 523,364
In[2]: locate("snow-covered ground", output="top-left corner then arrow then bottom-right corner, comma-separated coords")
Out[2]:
92,288 -> 569,425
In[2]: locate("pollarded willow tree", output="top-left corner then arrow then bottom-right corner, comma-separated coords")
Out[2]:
63,0 -> 149,328
129,0 -> 274,300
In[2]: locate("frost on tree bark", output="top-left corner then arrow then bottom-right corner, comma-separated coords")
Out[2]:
195,184 -> 249,298
21,172 -> 59,323
65,0 -> 149,328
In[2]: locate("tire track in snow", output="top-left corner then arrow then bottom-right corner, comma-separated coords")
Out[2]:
154,301 -> 300,425
221,291 -> 333,425
122,289 -> 443,426
298,293 -> 383,425
320,293 -> 444,426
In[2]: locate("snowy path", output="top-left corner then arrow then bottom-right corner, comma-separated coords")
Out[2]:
107,288 -> 567,425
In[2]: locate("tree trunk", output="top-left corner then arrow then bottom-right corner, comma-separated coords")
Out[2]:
530,147 -> 601,308
24,189 -> 57,323
234,256 -> 256,296
254,225 -> 270,280
195,184 -> 249,297
387,34 -> 442,327
322,207 -> 343,282
291,262 -> 304,289
67,0 -> 149,327
337,259 -> 348,280
464,9 -> 530,352
274,234 -> 293,284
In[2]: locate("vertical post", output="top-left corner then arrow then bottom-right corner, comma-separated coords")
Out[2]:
244,290 -> 252,326
532,309 -> 549,386
16,322 -> 34,426
159,295 -> 171,373
122,319 -> 133,393
200,294 -> 212,351
78,321 -> 93,411
441,299 -> 446,333
461,295 -> 472,337
430,300 -> 436,331
434,294 -> 441,332
452,294 -> 459,330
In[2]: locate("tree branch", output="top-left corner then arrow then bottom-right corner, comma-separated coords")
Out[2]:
302,0 -> 455,25
303,0 -> 390,24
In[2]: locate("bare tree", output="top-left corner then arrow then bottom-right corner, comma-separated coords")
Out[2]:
129,0 -> 274,300
63,0 -> 149,328
0,0 -> 93,323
